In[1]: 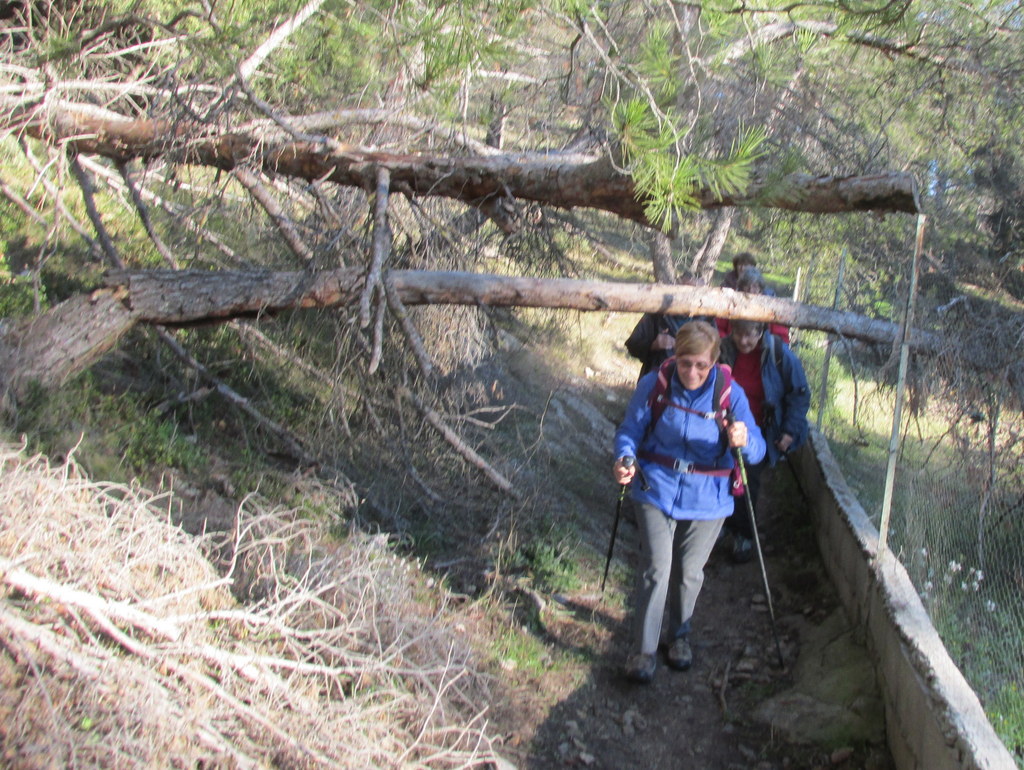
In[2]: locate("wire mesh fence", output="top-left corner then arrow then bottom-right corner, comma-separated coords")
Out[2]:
796,261 -> 1024,765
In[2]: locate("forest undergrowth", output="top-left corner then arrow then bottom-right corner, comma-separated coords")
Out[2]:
0,440 -> 509,768
0,293 -> 895,769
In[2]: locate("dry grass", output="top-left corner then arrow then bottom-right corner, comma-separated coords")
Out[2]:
0,442 -> 503,769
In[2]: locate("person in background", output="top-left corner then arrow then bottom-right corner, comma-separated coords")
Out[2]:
716,267 -> 791,344
612,321 -> 766,683
624,277 -> 712,379
717,319 -> 810,563
721,252 -> 757,291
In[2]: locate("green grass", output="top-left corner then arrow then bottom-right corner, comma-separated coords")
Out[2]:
0,252 -> 41,317
490,621 -> 553,677
16,373 -> 206,482
509,535 -> 583,595
989,682 -> 1024,762
938,602 -> 1024,763
814,341 -> 1024,766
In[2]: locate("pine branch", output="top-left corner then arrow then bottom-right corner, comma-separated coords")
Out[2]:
233,166 -> 315,264
398,386 -> 518,497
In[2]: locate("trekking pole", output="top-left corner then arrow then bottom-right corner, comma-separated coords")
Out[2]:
729,419 -> 786,669
601,457 -> 645,594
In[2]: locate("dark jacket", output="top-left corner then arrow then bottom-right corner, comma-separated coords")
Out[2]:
719,333 -> 810,465
625,313 -> 713,379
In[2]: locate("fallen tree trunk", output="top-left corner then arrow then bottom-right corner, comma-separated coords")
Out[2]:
109,267 -> 918,345
0,287 -> 139,397
22,104 -> 921,229
1,268 -> 937,400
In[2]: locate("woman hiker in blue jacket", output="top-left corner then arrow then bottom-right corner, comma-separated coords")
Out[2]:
612,321 -> 766,684
718,319 -> 811,563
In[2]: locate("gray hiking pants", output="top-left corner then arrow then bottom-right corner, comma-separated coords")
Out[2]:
632,502 -> 725,655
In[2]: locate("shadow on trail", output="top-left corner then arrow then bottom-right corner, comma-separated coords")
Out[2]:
511,465 -> 894,770
548,594 -> 621,633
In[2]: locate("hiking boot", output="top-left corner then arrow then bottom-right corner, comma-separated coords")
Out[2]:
666,637 -> 693,671
732,534 -> 754,564
624,653 -> 656,684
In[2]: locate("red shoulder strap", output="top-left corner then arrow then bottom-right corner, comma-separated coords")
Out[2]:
650,360 -> 733,430
648,357 -> 676,428
645,362 -> 744,494
714,363 -> 733,429
716,364 -> 733,411
713,363 -> 747,496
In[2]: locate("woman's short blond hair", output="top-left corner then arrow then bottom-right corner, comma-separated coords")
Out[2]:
674,320 -> 720,361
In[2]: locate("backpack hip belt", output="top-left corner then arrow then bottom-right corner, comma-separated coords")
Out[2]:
637,450 -> 731,477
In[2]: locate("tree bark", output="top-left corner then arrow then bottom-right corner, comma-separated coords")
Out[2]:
689,209 -> 735,283
0,287 -> 139,397
649,231 -> 676,284
20,104 -> 921,230
1,267 -> 937,399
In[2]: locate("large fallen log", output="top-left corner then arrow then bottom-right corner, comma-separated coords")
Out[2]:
21,103 -> 921,229
106,267 -> 917,344
1,268 -> 936,400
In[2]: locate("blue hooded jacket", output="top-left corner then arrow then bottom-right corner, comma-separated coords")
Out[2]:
720,333 -> 810,466
613,365 -> 766,521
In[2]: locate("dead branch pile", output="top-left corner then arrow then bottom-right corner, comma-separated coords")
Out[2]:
0,443 -> 502,769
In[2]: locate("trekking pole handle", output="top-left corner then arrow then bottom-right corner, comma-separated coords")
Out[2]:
616,457 -> 634,496
723,408 -> 749,450
619,455 -> 650,491
724,409 -> 750,487
615,455 -> 634,483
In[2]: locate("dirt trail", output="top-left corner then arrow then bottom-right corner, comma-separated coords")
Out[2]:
492,462 -> 894,770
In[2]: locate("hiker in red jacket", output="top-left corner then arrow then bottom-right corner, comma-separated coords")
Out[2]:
717,267 -> 791,344
717,320 -> 810,563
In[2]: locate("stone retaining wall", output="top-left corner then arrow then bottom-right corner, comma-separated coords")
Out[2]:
792,429 -> 1016,770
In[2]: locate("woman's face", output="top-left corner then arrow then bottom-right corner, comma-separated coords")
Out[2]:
675,345 -> 715,390
732,326 -> 763,355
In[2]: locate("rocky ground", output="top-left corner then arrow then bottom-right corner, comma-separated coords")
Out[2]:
162,317 -> 896,769
488,459 -> 895,770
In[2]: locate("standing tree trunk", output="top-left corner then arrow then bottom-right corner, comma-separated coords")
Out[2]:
689,209 -> 735,283
649,231 -> 676,284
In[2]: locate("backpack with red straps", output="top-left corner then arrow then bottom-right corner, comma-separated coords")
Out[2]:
641,357 -> 746,496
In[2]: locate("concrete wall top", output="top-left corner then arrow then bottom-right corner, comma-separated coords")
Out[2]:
798,428 -> 1016,770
